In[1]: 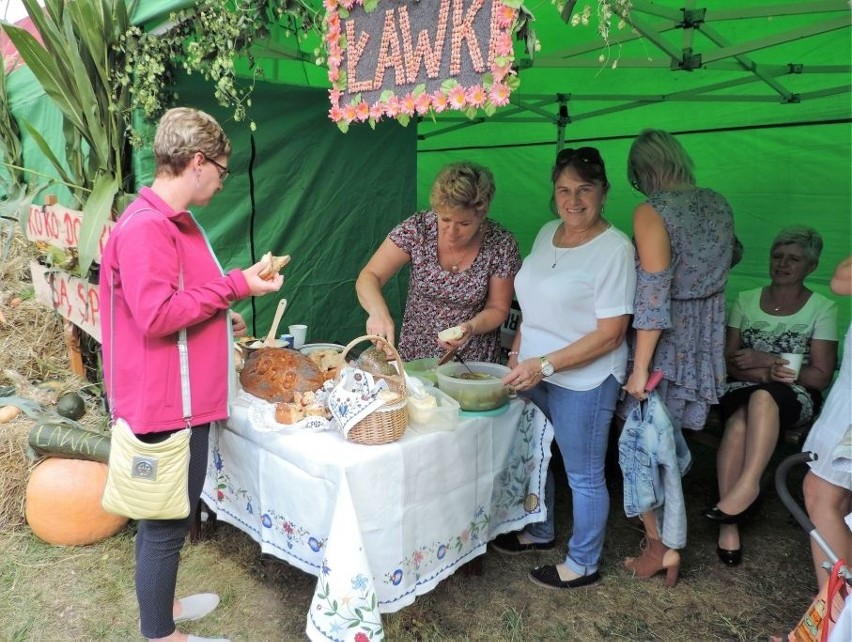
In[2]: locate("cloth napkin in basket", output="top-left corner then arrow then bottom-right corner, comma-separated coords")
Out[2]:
328,366 -> 390,437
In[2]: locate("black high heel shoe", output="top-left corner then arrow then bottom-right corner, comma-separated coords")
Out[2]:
716,546 -> 742,567
702,496 -> 762,525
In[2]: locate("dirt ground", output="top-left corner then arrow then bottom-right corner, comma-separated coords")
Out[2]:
0,430 -> 820,641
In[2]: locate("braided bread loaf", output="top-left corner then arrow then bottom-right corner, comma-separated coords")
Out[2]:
239,347 -> 325,403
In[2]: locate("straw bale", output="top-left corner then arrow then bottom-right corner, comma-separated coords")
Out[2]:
0,224 -> 107,529
0,415 -> 33,529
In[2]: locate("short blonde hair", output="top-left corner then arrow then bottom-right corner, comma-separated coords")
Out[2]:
772,225 -> 824,264
627,129 -> 695,195
153,107 -> 231,177
429,162 -> 495,215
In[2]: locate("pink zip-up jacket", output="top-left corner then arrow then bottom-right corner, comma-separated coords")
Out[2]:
100,187 -> 251,434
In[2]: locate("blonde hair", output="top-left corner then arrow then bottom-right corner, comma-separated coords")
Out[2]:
627,129 -> 695,195
772,225 -> 824,264
153,107 -> 231,177
429,162 -> 495,215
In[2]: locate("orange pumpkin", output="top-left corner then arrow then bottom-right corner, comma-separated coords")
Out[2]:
25,458 -> 128,546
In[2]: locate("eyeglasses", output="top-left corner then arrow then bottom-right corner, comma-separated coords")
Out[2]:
555,147 -> 602,165
204,155 -> 230,181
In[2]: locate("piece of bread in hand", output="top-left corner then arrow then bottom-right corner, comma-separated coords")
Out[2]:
438,325 -> 465,342
258,251 -> 291,280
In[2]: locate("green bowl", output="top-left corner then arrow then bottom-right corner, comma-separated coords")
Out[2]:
404,357 -> 439,384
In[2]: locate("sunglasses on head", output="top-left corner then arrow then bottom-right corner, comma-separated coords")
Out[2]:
555,147 -> 602,165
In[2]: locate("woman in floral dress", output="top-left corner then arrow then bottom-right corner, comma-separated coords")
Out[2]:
356,162 -> 521,362
707,225 -> 837,566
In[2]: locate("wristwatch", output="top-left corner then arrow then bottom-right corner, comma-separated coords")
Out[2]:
539,356 -> 554,377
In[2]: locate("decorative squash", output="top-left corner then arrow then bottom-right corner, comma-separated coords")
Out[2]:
28,421 -> 111,462
25,458 -> 128,546
239,347 -> 325,403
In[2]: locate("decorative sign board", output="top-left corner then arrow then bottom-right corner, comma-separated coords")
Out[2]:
25,203 -> 114,261
325,0 -> 519,130
30,261 -> 101,342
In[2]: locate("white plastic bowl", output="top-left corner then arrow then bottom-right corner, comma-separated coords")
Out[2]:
436,361 -> 510,411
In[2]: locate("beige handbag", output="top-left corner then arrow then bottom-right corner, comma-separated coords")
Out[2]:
101,250 -> 193,520
101,418 -> 191,520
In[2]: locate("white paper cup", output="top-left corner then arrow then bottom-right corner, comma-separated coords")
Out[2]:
779,352 -> 804,378
288,324 -> 307,349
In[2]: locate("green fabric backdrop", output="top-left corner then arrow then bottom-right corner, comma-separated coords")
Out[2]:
4,0 -> 850,337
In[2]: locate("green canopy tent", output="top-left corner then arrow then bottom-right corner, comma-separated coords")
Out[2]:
4,0 -> 851,339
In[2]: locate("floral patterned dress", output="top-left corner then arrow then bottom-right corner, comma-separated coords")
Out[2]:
388,210 -> 521,362
620,188 -> 740,430
724,287 -> 838,427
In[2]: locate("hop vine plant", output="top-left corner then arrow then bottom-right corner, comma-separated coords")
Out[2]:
115,0 -> 322,142
553,0 -> 634,67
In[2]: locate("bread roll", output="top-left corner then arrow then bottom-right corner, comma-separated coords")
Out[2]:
259,252 -> 291,280
438,326 -> 464,342
275,403 -> 304,424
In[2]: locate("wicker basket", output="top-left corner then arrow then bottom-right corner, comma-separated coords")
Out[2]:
338,335 -> 408,445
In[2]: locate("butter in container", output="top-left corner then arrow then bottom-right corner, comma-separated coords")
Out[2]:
408,387 -> 460,433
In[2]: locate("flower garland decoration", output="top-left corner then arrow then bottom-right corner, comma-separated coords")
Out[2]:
324,0 -> 524,132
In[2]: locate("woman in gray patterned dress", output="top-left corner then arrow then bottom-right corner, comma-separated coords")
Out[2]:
356,162 -> 521,362
620,129 -> 741,584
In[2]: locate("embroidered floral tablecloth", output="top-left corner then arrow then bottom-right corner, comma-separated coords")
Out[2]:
201,397 -> 552,641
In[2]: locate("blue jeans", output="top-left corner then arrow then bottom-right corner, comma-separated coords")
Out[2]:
618,392 -> 691,549
523,376 -> 620,576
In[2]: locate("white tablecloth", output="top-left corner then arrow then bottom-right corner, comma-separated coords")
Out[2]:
201,396 -> 553,641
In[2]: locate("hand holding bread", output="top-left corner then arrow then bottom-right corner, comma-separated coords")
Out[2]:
259,252 -> 291,280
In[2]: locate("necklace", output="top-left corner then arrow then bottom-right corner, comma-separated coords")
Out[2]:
443,227 -> 482,273
551,222 -> 610,268
552,247 -> 571,269
449,245 -> 469,273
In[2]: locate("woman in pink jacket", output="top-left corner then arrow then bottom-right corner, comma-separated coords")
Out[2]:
100,107 -> 282,642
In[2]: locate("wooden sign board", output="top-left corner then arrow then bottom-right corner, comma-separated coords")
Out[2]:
25,203 -> 114,261
326,0 -> 518,129
30,261 -> 101,342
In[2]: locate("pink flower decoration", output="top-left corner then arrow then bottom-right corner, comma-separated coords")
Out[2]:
323,0 -> 338,11
369,103 -> 384,121
414,92 -> 432,114
495,32 -> 514,57
385,95 -> 401,117
342,103 -> 358,123
495,5 -> 516,28
355,101 -> 370,122
355,634 -> 369,642
467,85 -> 487,108
329,88 -> 343,104
432,91 -> 449,113
448,85 -> 467,110
341,0 -> 356,10
489,82 -> 511,107
400,93 -> 417,116
327,53 -> 342,70
328,67 -> 340,82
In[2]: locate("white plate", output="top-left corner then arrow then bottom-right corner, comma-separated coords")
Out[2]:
299,342 -> 345,354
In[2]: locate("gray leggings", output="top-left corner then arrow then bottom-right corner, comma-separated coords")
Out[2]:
135,424 -> 209,639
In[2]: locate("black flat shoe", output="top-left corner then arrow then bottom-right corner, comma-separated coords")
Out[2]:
716,546 -> 742,567
528,565 -> 600,590
491,532 -> 555,555
702,498 -> 761,524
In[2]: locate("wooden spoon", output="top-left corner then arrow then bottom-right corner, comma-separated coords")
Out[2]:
263,298 -> 288,347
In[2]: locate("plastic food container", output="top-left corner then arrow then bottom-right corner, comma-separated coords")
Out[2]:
404,357 -> 439,384
408,387 -> 460,432
436,361 -> 511,411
